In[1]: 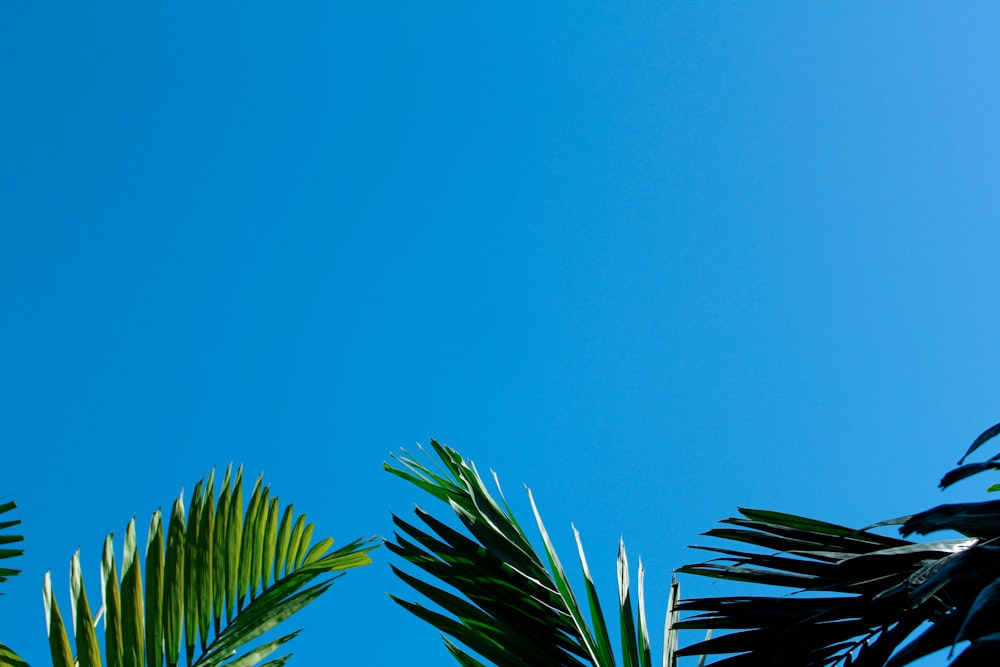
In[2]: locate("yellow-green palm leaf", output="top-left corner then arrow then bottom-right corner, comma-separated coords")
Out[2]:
43,465 -> 376,667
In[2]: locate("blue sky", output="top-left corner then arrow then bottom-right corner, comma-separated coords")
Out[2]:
3,3 -> 1000,666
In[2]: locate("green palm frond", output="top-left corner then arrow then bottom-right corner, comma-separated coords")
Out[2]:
42,465 -> 377,667
0,500 -> 24,589
0,642 -> 31,667
1,498 -> 29,667
385,440 -> 682,667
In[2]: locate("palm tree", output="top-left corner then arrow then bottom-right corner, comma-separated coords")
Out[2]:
6,465 -> 377,667
385,425 -> 1000,666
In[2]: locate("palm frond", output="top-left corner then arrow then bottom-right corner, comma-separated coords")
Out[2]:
0,500 -> 24,589
0,642 -> 31,667
43,465 -> 377,667
673,509 -> 950,665
676,513 -> 1000,665
385,441 -> 680,666
669,423 -> 1000,666
1,498 -> 29,667
955,420 -> 1000,467
943,419 -> 1000,492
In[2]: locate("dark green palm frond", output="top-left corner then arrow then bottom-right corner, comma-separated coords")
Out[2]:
0,500 -> 24,589
943,419 -> 1000,492
385,441 -> 679,667
674,508 -> 976,666
953,420 -> 1000,468
897,500 -> 1000,538
677,422 -> 1000,667
1,499 -> 30,667
42,465 -> 377,667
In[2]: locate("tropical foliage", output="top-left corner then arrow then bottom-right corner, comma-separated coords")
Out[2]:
386,426 -> 1000,666
384,441 -> 691,667
673,421 -> 1000,666
5,466 -> 376,667
1,498 -> 28,667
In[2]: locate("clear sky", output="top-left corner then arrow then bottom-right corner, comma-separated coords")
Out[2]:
3,4 -> 999,666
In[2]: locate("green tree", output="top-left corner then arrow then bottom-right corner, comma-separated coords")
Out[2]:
386,426 -> 1000,666
2,465 -> 376,667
